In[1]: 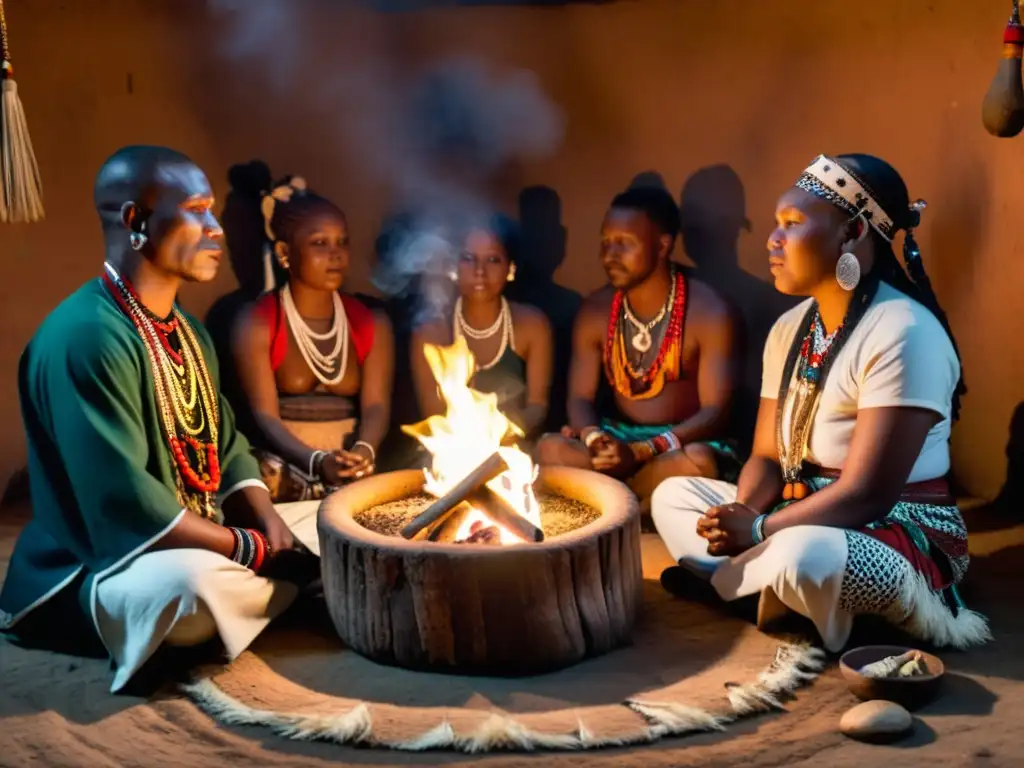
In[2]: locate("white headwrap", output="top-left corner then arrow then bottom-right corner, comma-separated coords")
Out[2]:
259,176 -> 307,292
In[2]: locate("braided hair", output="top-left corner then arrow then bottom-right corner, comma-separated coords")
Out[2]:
833,154 -> 966,421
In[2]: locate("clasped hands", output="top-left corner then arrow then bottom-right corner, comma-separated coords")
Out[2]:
320,444 -> 375,486
564,427 -> 638,477
696,501 -> 760,557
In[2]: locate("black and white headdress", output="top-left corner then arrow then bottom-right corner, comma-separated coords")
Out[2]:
795,155 -> 897,242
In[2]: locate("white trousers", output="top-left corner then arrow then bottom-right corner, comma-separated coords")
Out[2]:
652,477 -> 886,652
94,501 -> 320,692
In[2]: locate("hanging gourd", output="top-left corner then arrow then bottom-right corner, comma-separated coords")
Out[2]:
982,0 -> 1024,138
0,0 -> 44,222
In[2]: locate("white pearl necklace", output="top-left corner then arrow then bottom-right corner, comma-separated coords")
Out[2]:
453,296 -> 514,372
281,284 -> 349,386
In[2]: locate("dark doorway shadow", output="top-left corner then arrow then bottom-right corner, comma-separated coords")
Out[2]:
679,165 -> 800,448
993,401 -> 1024,521
504,185 -> 583,433
205,160 -> 275,434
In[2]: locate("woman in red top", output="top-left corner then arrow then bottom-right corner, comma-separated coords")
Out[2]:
232,177 -> 394,501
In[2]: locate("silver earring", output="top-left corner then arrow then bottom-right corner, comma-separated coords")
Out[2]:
129,231 -> 148,251
835,252 -> 861,291
448,271 -> 457,282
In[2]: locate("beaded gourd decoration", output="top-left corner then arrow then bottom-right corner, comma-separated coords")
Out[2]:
103,262 -> 222,519
982,0 -> 1024,138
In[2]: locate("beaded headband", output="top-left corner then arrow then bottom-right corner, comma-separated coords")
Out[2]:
795,155 -> 896,242
260,176 -> 308,242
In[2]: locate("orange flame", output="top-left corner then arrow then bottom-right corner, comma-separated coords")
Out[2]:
402,336 -> 541,543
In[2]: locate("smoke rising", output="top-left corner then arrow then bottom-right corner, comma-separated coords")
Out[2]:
208,0 -> 565,323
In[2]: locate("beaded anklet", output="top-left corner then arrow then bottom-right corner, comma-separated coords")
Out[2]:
229,527 -> 270,572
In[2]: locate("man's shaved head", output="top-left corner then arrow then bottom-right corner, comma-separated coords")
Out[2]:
94,145 -> 195,230
96,145 -> 224,284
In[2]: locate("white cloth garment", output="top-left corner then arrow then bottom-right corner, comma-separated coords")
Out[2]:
650,477 -> 915,651
94,501 -> 321,692
763,282 -> 959,482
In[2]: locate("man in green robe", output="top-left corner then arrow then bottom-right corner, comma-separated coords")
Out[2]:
0,146 -> 320,693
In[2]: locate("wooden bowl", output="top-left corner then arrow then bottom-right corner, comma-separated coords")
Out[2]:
840,645 -> 945,711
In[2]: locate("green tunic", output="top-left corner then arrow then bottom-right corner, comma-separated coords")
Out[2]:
0,279 -> 261,630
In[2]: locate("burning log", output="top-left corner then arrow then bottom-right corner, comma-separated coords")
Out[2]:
466,486 -> 545,543
400,452 -> 508,540
460,524 -> 502,545
426,502 -> 475,543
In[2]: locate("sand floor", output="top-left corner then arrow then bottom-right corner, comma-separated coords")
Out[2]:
1,502 -> 1022,767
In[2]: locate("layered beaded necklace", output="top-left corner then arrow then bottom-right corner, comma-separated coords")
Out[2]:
775,277 -> 878,500
281,284 -> 350,386
102,262 -> 221,519
452,296 -> 515,372
604,265 -> 687,400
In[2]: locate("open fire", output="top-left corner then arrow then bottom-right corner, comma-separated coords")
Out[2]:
400,336 -> 543,545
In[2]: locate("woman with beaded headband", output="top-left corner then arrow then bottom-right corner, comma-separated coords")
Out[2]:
231,176 -> 394,502
410,212 -> 554,445
651,154 -> 989,652
0,146 -> 321,694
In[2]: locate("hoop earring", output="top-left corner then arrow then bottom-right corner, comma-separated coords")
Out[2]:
507,263 -> 517,282
129,231 -> 147,251
835,252 -> 861,291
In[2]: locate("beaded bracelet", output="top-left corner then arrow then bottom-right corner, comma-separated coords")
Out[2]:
352,440 -> 376,463
308,450 -> 327,478
644,430 -> 682,457
229,527 -> 271,572
751,514 -> 768,545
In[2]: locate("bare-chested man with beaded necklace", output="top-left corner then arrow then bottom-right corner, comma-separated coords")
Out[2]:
0,146 -> 320,693
537,187 -> 741,511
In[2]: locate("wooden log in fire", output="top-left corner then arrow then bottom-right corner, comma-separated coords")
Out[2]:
466,486 -> 545,543
427,502 -> 475,543
400,452 -> 508,540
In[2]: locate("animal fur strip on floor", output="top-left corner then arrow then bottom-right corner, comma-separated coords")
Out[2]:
180,643 -> 827,753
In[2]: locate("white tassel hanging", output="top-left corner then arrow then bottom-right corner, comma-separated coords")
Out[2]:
0,0 -> 44,223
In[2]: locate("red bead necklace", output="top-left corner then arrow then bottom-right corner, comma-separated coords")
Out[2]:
603,268 -> 686,399
102,268 -> 222,514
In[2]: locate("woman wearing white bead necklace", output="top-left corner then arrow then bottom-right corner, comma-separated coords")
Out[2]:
232,177 -> 394,502
410,213 -> 553,443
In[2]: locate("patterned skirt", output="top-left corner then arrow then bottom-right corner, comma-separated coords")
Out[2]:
653,474 -> 991,651
797,476 -> 987,647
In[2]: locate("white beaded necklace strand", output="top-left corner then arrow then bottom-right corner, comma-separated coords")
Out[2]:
281,284 -> 349,386
453,296 -> 514,372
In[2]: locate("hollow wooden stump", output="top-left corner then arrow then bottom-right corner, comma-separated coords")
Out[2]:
318,467 -> 642,676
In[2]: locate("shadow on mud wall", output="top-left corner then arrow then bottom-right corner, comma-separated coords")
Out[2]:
505,185 -> 582,433
678,165 -> 799,449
